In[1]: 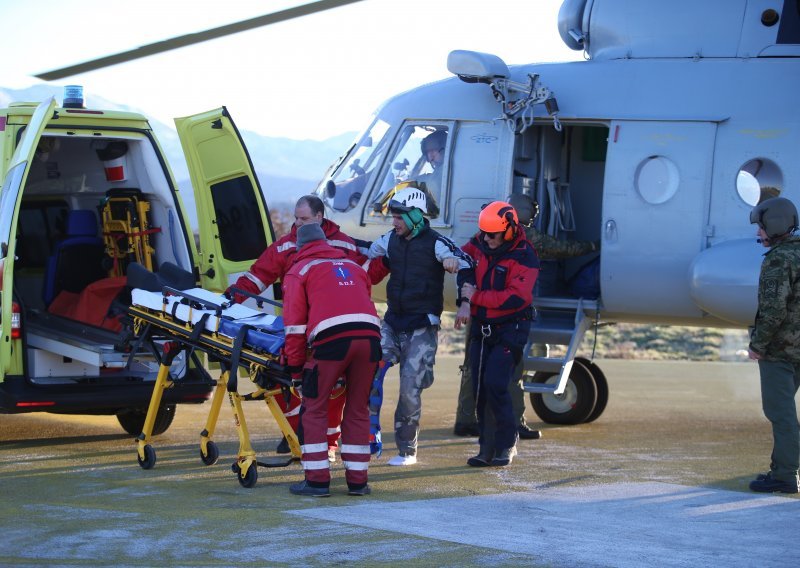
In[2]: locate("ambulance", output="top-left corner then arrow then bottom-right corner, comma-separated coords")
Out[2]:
0,89 -> 276,435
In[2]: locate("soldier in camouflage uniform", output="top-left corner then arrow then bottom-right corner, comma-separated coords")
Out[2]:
747,196 -> 800,494
454,193 -> 599,438
368,187 -> 474,466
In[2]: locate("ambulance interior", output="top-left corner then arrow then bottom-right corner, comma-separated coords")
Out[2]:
13,133 -> 194,381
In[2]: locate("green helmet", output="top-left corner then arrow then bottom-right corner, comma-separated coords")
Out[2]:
750,197 -> 798,239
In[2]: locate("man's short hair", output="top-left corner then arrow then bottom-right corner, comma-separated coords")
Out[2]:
296,195 -> 325,217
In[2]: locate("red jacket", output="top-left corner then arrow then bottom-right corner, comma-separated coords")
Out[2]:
462,232 -> 539,323
282,239 -> 381,369
230,219 -> 366,301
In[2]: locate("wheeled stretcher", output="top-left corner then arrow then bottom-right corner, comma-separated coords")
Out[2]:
129,283 -> 301,488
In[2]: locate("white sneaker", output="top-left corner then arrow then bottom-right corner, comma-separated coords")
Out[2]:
387,454 -> 417,466
328,447 -> 337,463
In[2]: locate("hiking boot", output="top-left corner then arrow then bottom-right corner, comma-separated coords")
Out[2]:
289,480 -> 330,497
749,472 -> 799,494
517,424 -> 542,440
276,436 -> 290,454
347,484 -> 372,496
491,446 -> 517,467
388,453 -> 417,466
454,423 -> 480,437
467,445 -> 494,467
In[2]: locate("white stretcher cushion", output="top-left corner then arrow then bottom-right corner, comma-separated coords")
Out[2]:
131,288 -> 285,354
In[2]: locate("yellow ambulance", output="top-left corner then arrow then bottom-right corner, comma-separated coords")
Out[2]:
0,91 -> 276,435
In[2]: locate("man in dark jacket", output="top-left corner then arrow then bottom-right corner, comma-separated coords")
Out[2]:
368,187 -> 474,466
283,222 -> 381,497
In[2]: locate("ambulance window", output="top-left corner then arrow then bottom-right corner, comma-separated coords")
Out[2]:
210,176 -> 267,261
369,124 -> 449,219
322,119 -> 391,212
736,158 -> 782,206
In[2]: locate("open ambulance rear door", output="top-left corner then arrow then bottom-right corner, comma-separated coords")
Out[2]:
175,107 -> 275,294
0,98 -> 56,382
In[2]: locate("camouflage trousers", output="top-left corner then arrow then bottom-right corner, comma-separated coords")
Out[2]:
456,332 -> 547,428
381,322 -> 438,456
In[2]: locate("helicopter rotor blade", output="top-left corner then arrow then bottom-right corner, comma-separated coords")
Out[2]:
35,0 -> 365,81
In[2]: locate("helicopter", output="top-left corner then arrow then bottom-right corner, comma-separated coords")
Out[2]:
12,0 -> 800,427
312,0 -> 800,424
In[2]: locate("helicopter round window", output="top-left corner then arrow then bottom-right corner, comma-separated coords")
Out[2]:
634,156 -> 679,204
736,158 -> 782,206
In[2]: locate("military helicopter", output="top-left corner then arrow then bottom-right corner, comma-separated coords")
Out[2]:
313,0 -> 800,424
22,0 -> 800,426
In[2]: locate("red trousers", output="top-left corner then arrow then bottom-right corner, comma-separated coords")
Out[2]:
300,338 -> 377,486
274,388 -> 346,449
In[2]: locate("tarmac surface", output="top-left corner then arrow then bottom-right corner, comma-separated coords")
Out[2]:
0,357 -> 798,567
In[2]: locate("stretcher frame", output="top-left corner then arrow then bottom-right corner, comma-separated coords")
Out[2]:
129,286 -> 301,488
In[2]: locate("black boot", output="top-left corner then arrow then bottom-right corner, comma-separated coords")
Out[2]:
491,446 -> 517,467
467,445 -> 494,467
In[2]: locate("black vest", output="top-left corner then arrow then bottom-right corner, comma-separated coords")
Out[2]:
386,226 -> 445,317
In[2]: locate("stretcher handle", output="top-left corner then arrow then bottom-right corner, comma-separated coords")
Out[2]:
162,286 -> 231,316
228,286 -> 283,309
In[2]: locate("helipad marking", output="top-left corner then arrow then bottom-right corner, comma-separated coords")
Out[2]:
289,482 -> 800,567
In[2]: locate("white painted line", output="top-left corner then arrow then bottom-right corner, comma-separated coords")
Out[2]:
289,482 -> 800,567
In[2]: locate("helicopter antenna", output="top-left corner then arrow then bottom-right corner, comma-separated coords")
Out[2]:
35,0 -> 366,80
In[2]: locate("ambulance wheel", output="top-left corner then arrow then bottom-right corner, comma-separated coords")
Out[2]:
529,359 -> 598,425
238,465 -> 258,488
200,441 -> 219,466
117,404 -> 177,436
138,444 -> 157,469
576,357 -> 609,423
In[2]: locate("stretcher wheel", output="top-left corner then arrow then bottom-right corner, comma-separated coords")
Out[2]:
237,465 -> 258,488
137,444 -> 157,469
200,441 -> 219,466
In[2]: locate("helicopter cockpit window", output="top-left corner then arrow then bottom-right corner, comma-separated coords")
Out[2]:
321,119 -> 391,212
736,158 -> 783,206
369,124 -> 449,220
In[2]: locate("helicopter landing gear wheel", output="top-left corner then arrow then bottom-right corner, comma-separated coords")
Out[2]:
137,444 -> 157,469
576,357 -> 609,423
530,359 -> 598,425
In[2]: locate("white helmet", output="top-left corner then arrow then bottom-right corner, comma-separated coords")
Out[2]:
389,186 -> 428,214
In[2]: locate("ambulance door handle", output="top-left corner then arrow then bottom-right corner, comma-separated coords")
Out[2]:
604,219 -> 617,243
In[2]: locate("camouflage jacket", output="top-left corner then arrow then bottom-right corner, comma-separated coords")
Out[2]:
526,227 -> 596,260
749,235 -> 800,362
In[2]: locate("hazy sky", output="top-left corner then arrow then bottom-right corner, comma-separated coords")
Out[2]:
0,0 -> 580,140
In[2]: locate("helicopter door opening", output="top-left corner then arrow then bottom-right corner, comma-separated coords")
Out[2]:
512,123 -> 607,301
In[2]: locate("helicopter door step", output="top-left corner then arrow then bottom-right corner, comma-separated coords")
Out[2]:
522,302 -> 590,395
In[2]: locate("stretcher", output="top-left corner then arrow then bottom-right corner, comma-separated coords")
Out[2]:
129,283 -> 301,488
101,189 -> 160,277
